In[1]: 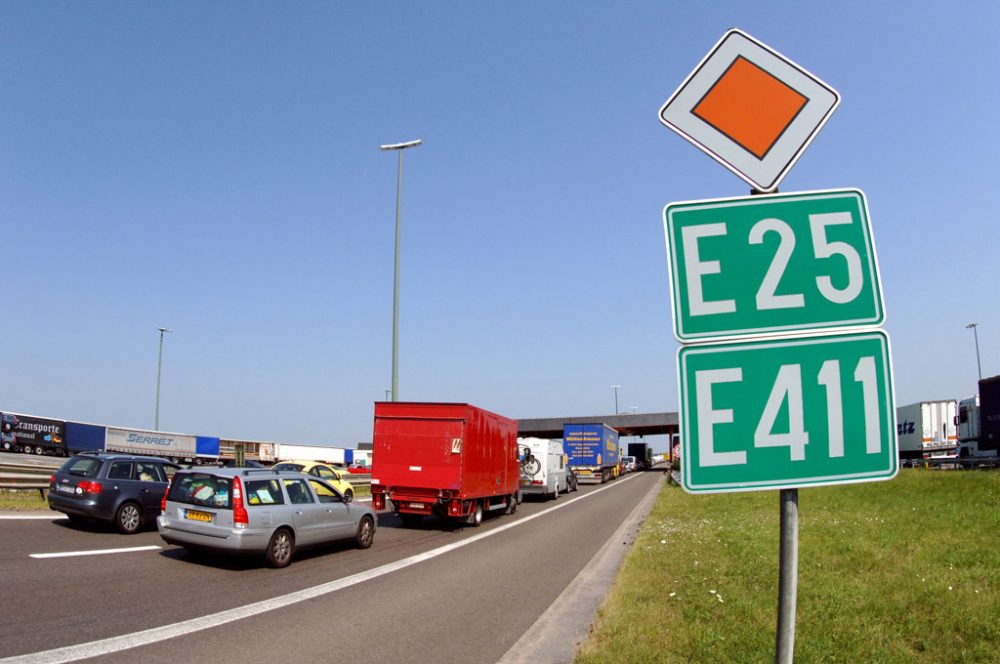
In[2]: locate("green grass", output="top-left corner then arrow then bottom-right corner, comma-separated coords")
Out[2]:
0,489 -> 50,511
576,469 -> 1000,663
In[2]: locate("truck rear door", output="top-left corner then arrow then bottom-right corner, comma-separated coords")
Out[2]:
375,417 -> 465,491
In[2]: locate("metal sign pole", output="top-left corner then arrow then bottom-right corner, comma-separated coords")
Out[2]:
775,488 -> 799,663
746,186 -> 799,664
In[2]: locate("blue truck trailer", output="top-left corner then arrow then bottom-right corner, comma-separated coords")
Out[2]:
563,423 -> 620,483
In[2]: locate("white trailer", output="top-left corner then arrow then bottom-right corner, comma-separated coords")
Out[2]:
896,401 -> 958,460
272,443 -> 346,465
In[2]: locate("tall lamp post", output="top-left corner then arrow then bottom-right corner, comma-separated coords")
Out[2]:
611,385 -> 621,414
155,327 -> 172,430
380,139 -> 422,402
966,323 -> 983,381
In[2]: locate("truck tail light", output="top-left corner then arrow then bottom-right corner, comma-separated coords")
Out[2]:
372,492 -> 385,511
79,481 -> 102,494
232,476 -> 249,528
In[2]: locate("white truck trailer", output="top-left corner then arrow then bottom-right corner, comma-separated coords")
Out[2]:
896,400 -> 958,460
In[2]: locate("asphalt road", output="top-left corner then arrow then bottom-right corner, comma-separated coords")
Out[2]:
1,470 -> 664,663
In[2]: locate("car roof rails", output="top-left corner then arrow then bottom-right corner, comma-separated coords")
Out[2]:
240,467 -> 293,477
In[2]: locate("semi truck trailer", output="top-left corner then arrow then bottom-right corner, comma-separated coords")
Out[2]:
563,423 -> 620,483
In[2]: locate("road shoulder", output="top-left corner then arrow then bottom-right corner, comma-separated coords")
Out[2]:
498,472 -> 665,664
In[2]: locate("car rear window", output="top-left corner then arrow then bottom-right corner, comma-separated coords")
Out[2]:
245,479 -> 284,506
273,462 -> 304,472
168,473 -> 232,508
61,456 -> 101,478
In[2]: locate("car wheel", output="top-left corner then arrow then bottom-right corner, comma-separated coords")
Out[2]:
115,502 -> 142,534
468,501 -> 483,527
265,528 -> 294,568
343,489 -> 354,503
355,516 -> 374,549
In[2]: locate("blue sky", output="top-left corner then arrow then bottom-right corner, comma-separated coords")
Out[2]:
2,2 -> 997,447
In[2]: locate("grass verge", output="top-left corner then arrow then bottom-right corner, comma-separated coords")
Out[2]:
575,469 -> 1000,663
0,489 -> 50,511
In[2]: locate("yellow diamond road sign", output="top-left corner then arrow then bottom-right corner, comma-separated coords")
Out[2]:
659,29 -> 840,192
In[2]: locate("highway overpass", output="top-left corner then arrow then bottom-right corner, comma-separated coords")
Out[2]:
517,411 -> 679,440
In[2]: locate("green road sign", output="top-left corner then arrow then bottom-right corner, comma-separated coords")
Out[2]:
664,189 -> 884,342
678,330 -> 897,493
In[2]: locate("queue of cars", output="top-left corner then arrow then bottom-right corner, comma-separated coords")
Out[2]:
47,452 -> 373,568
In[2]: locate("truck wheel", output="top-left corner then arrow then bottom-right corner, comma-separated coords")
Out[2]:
35,446 -> 45,455
115,502 -> 143,534
265,528 -> 294,568
467,501 -> 483,527
506,494 -> 517,515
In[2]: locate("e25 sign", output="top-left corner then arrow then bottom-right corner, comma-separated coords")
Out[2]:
664,189 -> 884,342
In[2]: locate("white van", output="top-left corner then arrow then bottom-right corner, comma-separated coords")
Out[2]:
518,437 -> 577,499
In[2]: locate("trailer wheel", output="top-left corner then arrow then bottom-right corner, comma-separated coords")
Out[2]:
467,501 -> 483,527
35,446 -> 45,455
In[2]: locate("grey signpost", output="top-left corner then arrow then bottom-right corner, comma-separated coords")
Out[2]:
659,29 -> 896,664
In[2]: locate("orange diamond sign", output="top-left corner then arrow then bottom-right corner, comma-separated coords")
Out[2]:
659,29 -> 839,192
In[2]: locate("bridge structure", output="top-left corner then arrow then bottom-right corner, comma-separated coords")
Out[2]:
516,411 -> 679,442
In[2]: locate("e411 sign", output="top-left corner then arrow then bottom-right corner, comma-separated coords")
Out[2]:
678,330 -> 897,493
664,189 -> 884,342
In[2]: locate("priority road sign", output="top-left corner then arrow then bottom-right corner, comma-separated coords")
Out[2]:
664,189 -> 883,342
659,29 -> 840,193
678,330 -> 897,494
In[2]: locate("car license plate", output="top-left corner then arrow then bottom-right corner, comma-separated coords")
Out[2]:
185,509 -> 213,522
408,502 -> 424,509
57,484 -> 76,494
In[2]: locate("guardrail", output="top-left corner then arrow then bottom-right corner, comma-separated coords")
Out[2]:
0,460 -> 371,498
0,461 -> 52,497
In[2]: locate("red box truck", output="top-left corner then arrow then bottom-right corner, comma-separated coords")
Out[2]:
370,402 -> 520,527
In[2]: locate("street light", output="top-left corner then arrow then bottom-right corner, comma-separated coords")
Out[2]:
611,385 -> 622,414
966,323 -> 983,381
155,327 -> 172,430
380,138 -> 423,402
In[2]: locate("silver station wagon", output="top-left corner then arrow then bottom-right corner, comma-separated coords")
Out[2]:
157,467 -> 375,568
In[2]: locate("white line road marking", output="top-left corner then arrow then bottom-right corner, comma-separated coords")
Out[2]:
1,474 -> 640,664
30,546 -> 162,559
0,514 -> 60,520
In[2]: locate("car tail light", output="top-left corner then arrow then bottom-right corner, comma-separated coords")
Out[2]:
531,480 -> 542,485
78,481 -> 102,494
49,474 -> 55,487
232,476 -> 249,529
161,477 -> 172,513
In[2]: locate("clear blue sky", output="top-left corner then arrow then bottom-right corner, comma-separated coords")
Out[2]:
3,2 -> 997,447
